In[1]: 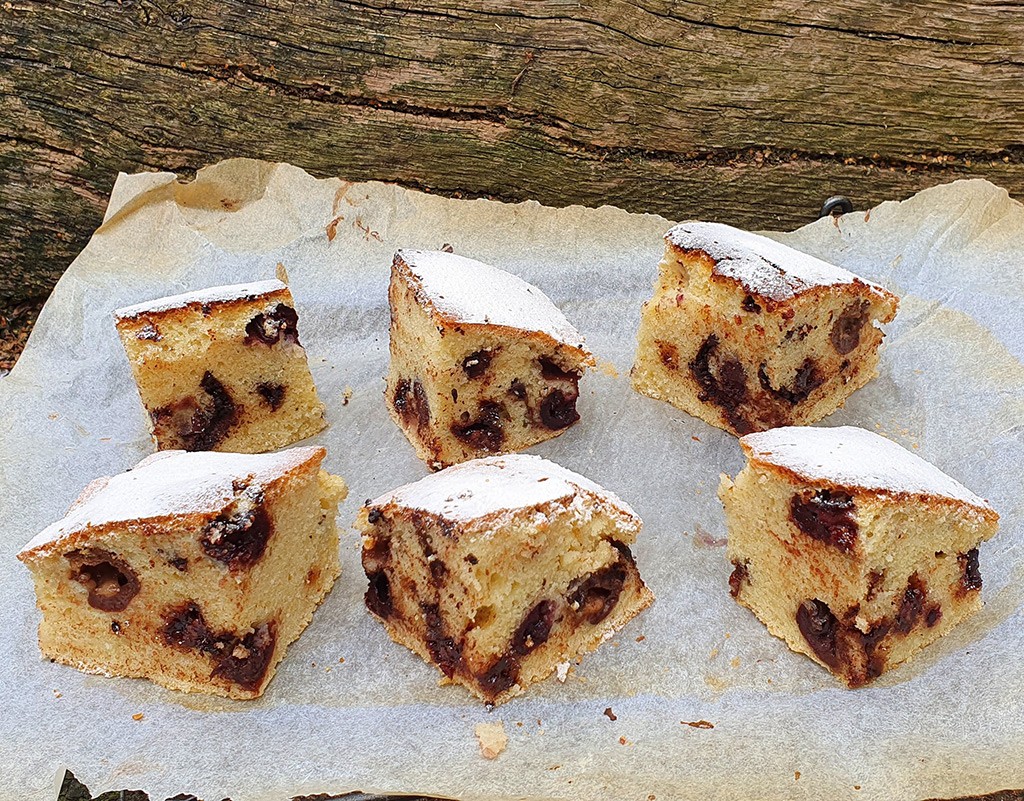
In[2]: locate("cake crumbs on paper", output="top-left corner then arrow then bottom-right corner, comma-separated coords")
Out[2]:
618,736 -> 630,746
598,360 -> 619,378
555,661 -> 571,682
730,657 -> 741,668
475,721 -> 508,759
603,707 -> 617,721
342,387 -> 353,406
338,657 -> 345,664
691,435 -> 700,442
794,771 -> 801,781
708,647 -> 719,659
52,690 -> 62,699
636,635 -> 645,642
276,262 -> 290,283
681,720 -> 714,729
132,713 -> 144,721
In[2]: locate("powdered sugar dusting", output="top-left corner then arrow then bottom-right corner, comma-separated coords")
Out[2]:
368,453 -> 638,526
114,279 -> 288,319
20,446 -> 323,554
397,250 -> 588,351
666,222 -> 889,302
742,426 -> 993,509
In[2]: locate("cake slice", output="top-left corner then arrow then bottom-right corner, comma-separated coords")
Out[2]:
355,454 -> 653,705
17,447 -> 347,699
115,279 -> 326,453
386,250 -> 594,470
632,223 -> 899,435
719,426 -> 999,687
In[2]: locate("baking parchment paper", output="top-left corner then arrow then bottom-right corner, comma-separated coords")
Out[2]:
1,159 -> 1022,801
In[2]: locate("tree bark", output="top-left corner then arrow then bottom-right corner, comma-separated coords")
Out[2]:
3,0 -> 1024,306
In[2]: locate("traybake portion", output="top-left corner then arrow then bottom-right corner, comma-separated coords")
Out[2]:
386,249 -> 594,470
632,223 -> 899,436
356,454 -> 653,705
719,426 -> 999,687
17,447 -> 347,700
115,279 -> 326,453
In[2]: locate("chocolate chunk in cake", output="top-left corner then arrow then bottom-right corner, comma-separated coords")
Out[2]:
386,250 -> 594,470
632,223 -> 899,436
355,454 -> 653,705
115,279 -> 326,453
17,447 -> 347,700
719,426 -> 999,687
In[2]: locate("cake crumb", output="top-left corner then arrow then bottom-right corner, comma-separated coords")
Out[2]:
708,647 -> 719,660
52,690 -> 62,699
618,736 -> 629,746
342,387 -> 353,406
598,360 -> 619,378
276,262 -> 290,283
691,435 -> 701,442
636,635 -> 645,642
603,707 -> 617,721
338,657 -> 345,663
730,657 -> 741,668
682,720 -> 714,729
474,721 -> 508,759
132,713 -> 144,721
795,771 -> 801,781
555,661 -> 571,682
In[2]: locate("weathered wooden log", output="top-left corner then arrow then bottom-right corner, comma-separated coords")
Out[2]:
3,0 -> 1024,307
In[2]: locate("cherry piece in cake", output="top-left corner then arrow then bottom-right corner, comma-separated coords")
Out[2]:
356,454 -> 653,705
115,279 -> 326,453
719,426 -> 999,687
632,223 -> 899,436
386,250 -> 594,470
17,447 -> 347,699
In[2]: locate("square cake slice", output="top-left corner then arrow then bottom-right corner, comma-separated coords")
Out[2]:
386,250 -> 595,470
719,426 -> 999,687
115,279 -> 326,453
17,446 -> 347,699
355,454 -> 653,705
632,223 -> 899,436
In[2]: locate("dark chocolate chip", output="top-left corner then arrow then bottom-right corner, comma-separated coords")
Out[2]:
255,382 -> 286,411
366,508 -> 383,525
462,350 -> 492,379
111,620 -> 122,634
451,401 -> 505,451
895,573 -> 926,634
741,295 -> 762,313
429,558 -> 448,586
393,378 -> 412,418
830,300 -> 870,355
413,380 -> 430,431
568,555 -> 627,625
657,340 -> 680,371
796,599 -> 840,669
162,601 -> 226,655
512,600 -> 557,656
136,322 -> 162,341
465,553 -> 479,565
478,653 -> 520,700
452,388 -> 458,402
926,605 -> 942,627
790,490 -> 858,552
245,304 -> 300,346
539,357 -> 582,383
422,604 -> 464,678
65,549 -> 141,612
211,621 -> 277,691
364,570 -> 393,619
539,389 -> 580,430
866,570 -> 884,601
758,358 -> 823,405
689,335 -> 752,434
168,555 -> 189,572
200,496 -> 272,570
959,548 -> 982,593
508,379 -> 527,401
728,560 -> 749,598
151,371 -> 238,451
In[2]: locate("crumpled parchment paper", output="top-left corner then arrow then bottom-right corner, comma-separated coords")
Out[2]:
1,160 -> 1021,801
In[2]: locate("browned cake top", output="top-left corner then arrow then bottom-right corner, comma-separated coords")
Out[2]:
666,222 -> 896,306
19,446 -> 324,558
741,426 -> 996,516
114,279 -> 289,320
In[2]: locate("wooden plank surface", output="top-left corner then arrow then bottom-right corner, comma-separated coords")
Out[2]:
3,0 -> 1024,312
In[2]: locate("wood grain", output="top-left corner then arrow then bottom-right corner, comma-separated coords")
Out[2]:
3,0 -> 1024,307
